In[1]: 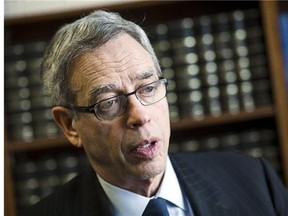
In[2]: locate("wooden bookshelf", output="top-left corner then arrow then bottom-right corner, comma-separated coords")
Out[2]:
4,1 -> 288,215
4,131 -> 16,216
261,0 -> 288,184
9,106 -> 274,153
171,106 -> 274,131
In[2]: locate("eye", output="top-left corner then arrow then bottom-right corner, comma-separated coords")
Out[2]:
139,84 -> 156,96
97,97 -> 120,111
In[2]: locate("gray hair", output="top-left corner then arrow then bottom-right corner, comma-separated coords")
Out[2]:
41,10 -> 161,105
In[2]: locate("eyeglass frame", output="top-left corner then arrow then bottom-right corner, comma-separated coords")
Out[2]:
65,77 -> 168,121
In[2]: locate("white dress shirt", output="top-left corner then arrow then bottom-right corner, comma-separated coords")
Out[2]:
97,157 -> 193,216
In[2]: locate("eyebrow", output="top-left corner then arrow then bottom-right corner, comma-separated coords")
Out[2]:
88,84 -> 116,104
88,69 -> 157,104
134,69 -> 155,81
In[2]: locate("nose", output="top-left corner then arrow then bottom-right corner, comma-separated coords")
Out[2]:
126,95 -> 151,129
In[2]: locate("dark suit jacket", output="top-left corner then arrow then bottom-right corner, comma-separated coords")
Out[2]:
19,152 -> 288,216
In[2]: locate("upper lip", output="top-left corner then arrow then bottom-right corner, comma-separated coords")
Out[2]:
128,137 -> 160,151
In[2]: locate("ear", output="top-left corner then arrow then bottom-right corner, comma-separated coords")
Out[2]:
52,106 -> 82,148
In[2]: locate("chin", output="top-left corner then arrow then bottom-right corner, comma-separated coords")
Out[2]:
137,160 -> 166,180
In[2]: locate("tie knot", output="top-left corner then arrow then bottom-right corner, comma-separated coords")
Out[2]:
142,198 -> 169,216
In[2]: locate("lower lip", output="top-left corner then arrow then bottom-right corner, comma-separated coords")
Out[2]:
131,141 -> 160,160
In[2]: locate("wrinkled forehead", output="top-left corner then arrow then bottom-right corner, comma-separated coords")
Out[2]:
71,33 -> 156,79
68,34 -> 158,101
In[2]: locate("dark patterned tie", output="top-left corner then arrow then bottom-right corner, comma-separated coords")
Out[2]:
142,198 -> 169,216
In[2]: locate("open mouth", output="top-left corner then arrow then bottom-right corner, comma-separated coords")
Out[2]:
139,140 -> 157,148
131,139 -> 160,159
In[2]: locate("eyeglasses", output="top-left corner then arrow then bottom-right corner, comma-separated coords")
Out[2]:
67,78 -> 168,121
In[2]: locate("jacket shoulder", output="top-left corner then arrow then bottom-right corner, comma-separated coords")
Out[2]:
170,151 -> 288,215
170,151 -> 262,171
169,151 -> 279,197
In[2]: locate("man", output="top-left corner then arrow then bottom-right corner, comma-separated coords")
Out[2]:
20,10 -> 288,216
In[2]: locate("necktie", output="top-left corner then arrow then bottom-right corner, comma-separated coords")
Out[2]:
142,198 -> 169,216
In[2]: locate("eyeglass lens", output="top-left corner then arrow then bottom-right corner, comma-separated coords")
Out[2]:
94,79 -> 167,120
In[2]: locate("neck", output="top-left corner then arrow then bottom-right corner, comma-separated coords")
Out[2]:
97,169 -> 165,197
123,172 -> 165,197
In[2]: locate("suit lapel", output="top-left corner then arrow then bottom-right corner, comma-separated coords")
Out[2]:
170,154 -> 239,216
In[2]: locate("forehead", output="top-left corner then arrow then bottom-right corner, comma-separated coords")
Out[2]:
73,33 -> 156,81
70,33 -> 157,102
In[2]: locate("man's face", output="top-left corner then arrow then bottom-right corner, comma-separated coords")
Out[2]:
70,33 -> 170,189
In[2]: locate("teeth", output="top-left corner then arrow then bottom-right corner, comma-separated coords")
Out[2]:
142,143 -> 151,148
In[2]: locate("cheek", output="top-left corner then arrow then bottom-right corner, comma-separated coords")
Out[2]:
79,118 -> 123,154
79,121 -> 115,161
76,117 -> 110,147
158,100 -> 170,121
155,100 -> 170,135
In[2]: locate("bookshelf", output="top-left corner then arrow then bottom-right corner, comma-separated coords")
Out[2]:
4,1 -> 288,215
261,0 -> 288,185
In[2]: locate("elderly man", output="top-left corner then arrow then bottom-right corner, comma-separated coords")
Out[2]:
20,10 -> 288,216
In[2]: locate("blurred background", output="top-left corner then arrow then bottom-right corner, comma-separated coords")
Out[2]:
4,1 -> 288,215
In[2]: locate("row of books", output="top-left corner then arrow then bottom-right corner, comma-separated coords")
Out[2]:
12,126 -> 280,209
4,8 -> 273,141
145,8 -> 272,121
166,77 -> 272,121
4,41 -> 62,141
147,9 -> 265,64
13,151 -> 88,209
169,127 -> 281,173
6,109 -> 61,141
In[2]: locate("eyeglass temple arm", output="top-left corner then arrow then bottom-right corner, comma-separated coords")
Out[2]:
61,104 -> 94,113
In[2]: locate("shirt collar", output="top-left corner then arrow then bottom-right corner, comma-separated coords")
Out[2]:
156,157 -> 186,210
97,157 -> 186,216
